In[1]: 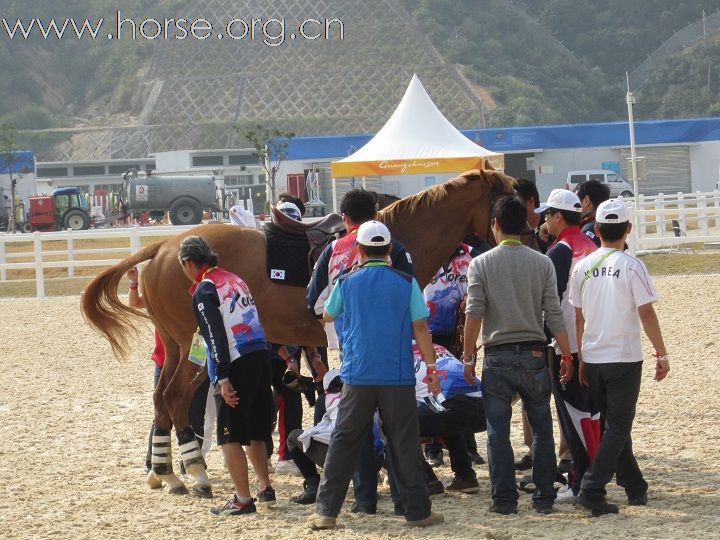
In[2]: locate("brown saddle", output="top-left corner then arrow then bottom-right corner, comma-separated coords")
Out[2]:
267,206 -> 345,281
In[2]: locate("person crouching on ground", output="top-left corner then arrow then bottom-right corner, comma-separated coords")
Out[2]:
307,221 -> 444,530
178,235 -> 275,516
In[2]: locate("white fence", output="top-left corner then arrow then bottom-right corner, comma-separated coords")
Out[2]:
0,225 -> 194,299
623,190 -> 720,251
1,191 -> 719,298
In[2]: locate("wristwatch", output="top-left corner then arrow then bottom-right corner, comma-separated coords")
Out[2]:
462,352 -> 477,366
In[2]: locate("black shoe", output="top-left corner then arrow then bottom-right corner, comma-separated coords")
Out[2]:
446,475 -> 480,494
257,486 -> 276,505
469,452 -> 485,465
557,459 -> 573,474
532,502 -> 554,514
393,502 -> 405,516
428,479 -> 445,495
425,448 -> 444,468
577,494 -> 620,516
290,480 -> 319,505
628,493 -> 648,506
514,455 -> 533,471
489,504 -> 517,515
210,496 -> 257,516
350,502 -> 377,514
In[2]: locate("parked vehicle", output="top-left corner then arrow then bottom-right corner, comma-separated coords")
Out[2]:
120,170 -> 219,225
27,187 -> 91,232
565,170 -> 634,197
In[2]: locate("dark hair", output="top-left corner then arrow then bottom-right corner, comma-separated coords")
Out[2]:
575,180 -> 610,209
358,243 -> 391,258
278,192 -> 306,216
514,178 -> 540,209
340,189 -> 376,223
178,236 -> 218,266
597,222 -> 629,242
554,209 -> 581,226
493,195 -> 527,235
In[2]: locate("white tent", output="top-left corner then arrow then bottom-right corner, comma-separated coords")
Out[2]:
330,74 -> 503,211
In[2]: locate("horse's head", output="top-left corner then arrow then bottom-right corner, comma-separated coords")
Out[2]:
456,164 -> 516,247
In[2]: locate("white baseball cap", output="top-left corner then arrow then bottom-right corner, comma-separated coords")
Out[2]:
596,199 -> 631,223
356,220 -> 391,246
277,201 -> 302,221
535,189 -> 582,214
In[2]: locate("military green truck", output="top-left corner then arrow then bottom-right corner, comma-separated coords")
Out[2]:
121,170 -> 220,225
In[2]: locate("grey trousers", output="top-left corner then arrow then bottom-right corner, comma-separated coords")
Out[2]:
315,384 -> 431,521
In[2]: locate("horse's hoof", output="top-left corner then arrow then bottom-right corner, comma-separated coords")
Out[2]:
146,471 -> 163,490
192,484 -> 213,499
166,483 -> 189,496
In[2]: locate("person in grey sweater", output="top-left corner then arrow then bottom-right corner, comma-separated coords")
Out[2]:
461,195 -> 573,516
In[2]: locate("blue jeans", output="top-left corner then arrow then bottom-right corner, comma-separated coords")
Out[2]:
482,347 -> 556,508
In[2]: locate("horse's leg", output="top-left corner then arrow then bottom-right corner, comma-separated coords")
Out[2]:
165,344 -> 212,499
148,336 -> 188,495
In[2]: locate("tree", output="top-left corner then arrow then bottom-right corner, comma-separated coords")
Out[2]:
0,124 -> 19,233
238,124 -> 295,205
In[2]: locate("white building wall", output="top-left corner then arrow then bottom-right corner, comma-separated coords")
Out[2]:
154,151 -> 193,172
690,141 -> 720,192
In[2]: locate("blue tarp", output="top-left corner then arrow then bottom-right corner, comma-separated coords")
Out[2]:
0,150 -> 35,174
280,117 -> 720,161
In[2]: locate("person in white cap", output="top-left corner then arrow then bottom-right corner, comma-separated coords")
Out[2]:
568,199 -> 670,516
307,220 -> 443,530
536,189 -> 599,502
276,201 -> 302,221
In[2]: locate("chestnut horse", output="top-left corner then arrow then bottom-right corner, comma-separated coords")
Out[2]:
81,167 -> 515,496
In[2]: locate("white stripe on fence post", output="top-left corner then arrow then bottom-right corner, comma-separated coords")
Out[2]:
34,231 -> 45,299
130,225 -> 141,254
67,234 -> 75,278
656,193 -> 664,238
639,194 -> 646,235
677,192 -> 686,233
698,192 -> 709,236
0,240 -> 5,281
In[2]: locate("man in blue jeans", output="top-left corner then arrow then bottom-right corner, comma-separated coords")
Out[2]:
462,195 -> 574,515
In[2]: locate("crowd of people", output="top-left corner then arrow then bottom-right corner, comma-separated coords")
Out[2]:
131,181 -> 670,528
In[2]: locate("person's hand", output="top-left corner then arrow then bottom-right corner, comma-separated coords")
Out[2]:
654,357 -> 670,382
538,222 -> 549,242
425,372 -> 441,395
220,381 -> 239,408
559,358 -> 574,385
578,359 -> 589,387
126,266 -> 138,281
286,359 -> 300,376
463,362 -> 476,385
310,353 -> 327,381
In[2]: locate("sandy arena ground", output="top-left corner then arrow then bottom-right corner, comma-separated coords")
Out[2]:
1,274 -> 719,539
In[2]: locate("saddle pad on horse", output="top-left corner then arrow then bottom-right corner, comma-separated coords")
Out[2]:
264,208 -> 345,286
264,223 -> 312,286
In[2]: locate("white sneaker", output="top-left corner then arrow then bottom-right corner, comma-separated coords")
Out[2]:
275,460 -> 301,475
555,485 -> 578,504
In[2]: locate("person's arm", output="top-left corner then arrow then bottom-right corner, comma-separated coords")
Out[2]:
126,266 -> 145,309
322,280 -> 343,323
546,243 -> 572,301
575,307 -> 588,386
305,345 -> 327,381
193,282 -> 237,406
306,243 -> 333,315
462,315 -> 482,385
541,262 -> 573,382
408,278 -> 439,394
638,303 -> 670,381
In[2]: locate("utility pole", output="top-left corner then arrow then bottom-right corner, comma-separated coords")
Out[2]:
626,73 -> 639,254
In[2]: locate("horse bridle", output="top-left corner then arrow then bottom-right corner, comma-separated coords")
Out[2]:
480,174 -> 505,246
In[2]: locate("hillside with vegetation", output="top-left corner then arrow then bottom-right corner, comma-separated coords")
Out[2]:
0,0 -> 719,133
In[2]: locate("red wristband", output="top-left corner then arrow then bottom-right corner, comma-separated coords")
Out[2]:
560,354 -> 573,363
129,282 -> 139,290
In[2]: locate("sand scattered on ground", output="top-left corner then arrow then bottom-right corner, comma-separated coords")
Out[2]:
1,275 -> 719,539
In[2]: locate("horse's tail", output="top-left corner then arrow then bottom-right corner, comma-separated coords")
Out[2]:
81,240 -> 165,361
